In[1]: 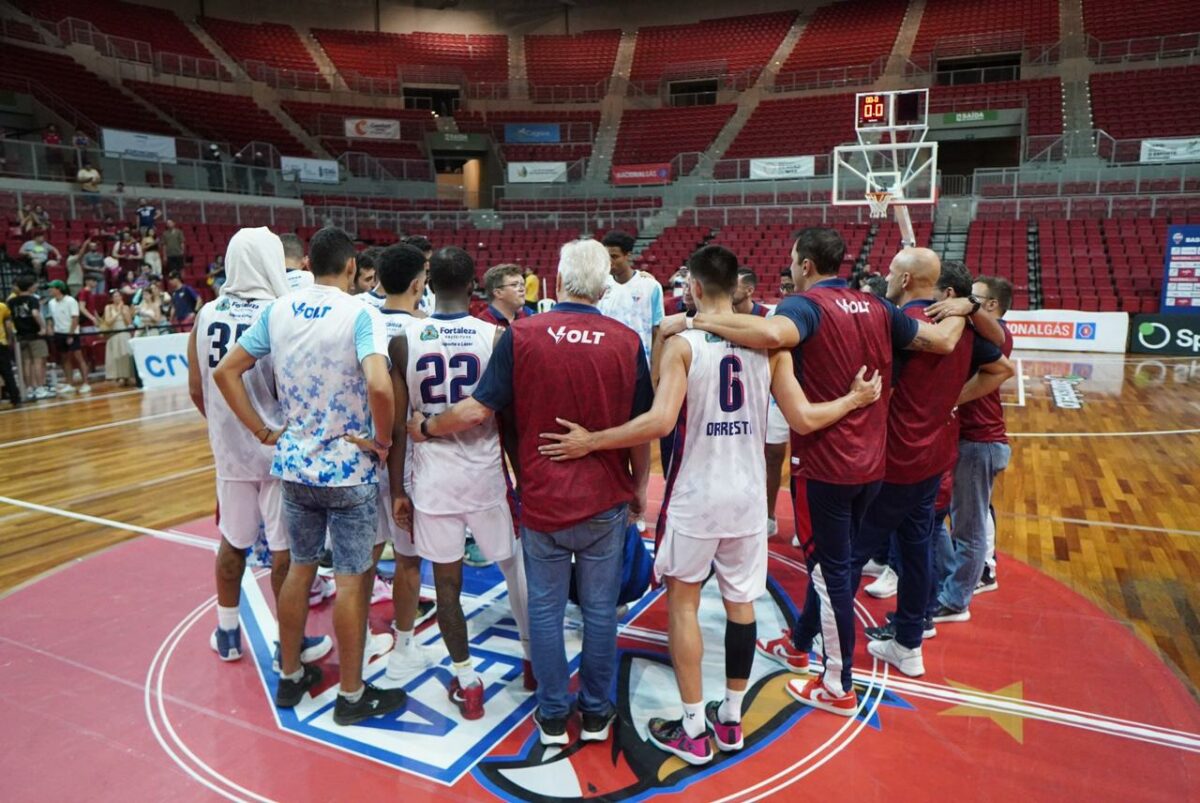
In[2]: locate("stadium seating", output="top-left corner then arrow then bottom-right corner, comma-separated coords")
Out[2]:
912,0 -> 1059,56
456,110 -> 602,164
709,223 -> 871,294
311,29 -> 508,87
964,220 -> 1032,309
1090,66 -> 1200,142
779,0 -> 907,76
635,225 -> 711,280
723,94 -> 857,161
199,18 -> 327,88
628,12 -> 795,88
22,0 -> 215,62
1038,219 -> 1119,311
126,82 -> 311,156
1082,0 -> 1195,43
611,105 -> 736,167
0,45 -> 177,137
399,227 -> 579,280
524,30 -> 620,98
931,78 -> 1063,137
1103,218 -> 1166,312
862,221 -> 935,268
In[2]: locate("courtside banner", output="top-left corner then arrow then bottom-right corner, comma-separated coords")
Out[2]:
130,333 -> 190,389
1129,314 -> 1200,356
1161,225 -> 1200,313
506,162 -> 568,183
343,118 -> 401,140
1004,309 -> 1128,353
611,163 -> 672,185
748,156 -> 815,179
102,128 -> 177,164
504,123 -> 560,143
281,156 -> 339,184
1139,137 -> 1200,163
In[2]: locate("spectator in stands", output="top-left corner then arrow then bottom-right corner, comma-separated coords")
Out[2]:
477,264 -> 527,326
204,144 -> 224,191
18,204 -> 37,234
732,268 -> 768,316
208,254 -> 227,290
76,161 -> 102,215
8,276 -> 50,399
167,270 -> 200,331
136,280 -> 166,335
46,280 -> 89,394
112,231 -> 142,275
72,130 -> 93,167
65,243 -> 86,295
136,199 -> 160,235
0,294 -> 19,407
161,220 -> 186,274
664,268 -> 695,316
114,181 -> 126,195
142,229 -> 162,275
101,289 -> 134,386
19,232 -> 61,276
82,237 -> 106,287
20,204 -> 51,234
76,275 -> 103,328
780,269 -> 795,296
523,265 -> 540,315
280,233 -> 314,292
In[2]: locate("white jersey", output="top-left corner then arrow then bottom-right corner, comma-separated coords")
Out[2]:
663,330 -> 771,539
285,269 -> 314,291
405,312 -> 505,514
598,271 -> 664,362
378,308 -> 419,492
359,288 -> 386,308
195,295 -> 282,482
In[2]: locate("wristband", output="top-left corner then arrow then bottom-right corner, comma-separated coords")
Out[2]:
256,426 -> 271,443
685,314 -> 695,330
967,295 -> 982,316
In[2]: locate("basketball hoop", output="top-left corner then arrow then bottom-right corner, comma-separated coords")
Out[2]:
865,191 -> 893,219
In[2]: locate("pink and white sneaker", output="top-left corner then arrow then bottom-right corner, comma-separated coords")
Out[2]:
647,718 -> 713,765
704,701 -> 744,751
370,573 -> 393,605
308,574 -> 335,607
755,629 -> 810,673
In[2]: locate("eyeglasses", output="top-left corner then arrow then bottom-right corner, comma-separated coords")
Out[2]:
498,281 -> 525,290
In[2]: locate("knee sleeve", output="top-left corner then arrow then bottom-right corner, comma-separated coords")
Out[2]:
725,620 -> 757,681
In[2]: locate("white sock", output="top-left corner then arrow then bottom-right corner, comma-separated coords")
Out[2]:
718,688 -> 745,724
392,626 -> 414,651
453,658 -> 479,688
339,685 -> 364,703
216,605 -> 239,631
281,667 -> 303,682
682,700 -> 705,738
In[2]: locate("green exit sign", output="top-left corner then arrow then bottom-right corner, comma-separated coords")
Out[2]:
943,110 -> 998,124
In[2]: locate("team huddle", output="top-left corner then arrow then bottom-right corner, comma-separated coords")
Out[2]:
190,223 -> 1014,765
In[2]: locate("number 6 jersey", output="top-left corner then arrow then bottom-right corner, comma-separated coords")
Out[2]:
405,312 -> 505,515
661,330 -> 771,539
195,294 -> 281,482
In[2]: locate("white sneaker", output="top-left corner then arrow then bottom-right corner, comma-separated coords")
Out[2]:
862,558 -> 888,578
767,518 -> 778,537
308,574 -> 335,607
791,534 -> 800,548
385,641 -> 439,680
364,630 -> 394,665
24,388 -> 35,400
865,566 -> 898,599
636,518 -> 646,533
33,387 -> 52,400
370,574 -> 393,605
78,384 -> 91,394
58,385 -> 76,394
867,638 -> 925,677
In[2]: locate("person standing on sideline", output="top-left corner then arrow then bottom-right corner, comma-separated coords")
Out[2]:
8,276 -> 50,399
214,226 -> 405,726
539,245 -> 880,764
659,229 -> 969,717
476,264 -> 528,327
161,220 -> 186,275
0,297 -> 20,407
523,264 -> 540,315
167,271 -> 200,332
409,238 -> 650,745
188,227 -> 332,669
46,280 -> 90,394
280,233 -> 314,292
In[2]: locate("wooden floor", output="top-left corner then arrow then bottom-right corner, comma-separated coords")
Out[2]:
1,351 -> 1198,692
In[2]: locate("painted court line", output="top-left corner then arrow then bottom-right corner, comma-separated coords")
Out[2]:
1000,511 -> 1200,539
0,496 -> 218,551
0,408 -> 197,449
0,388 -> 147,415
1009,427 -> 1200,438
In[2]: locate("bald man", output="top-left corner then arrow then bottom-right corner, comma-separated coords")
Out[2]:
851,254 -> 1013,678
659,230 -> 975,716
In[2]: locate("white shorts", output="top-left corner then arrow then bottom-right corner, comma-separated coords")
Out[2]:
414,503 -> 515,565
217,478 -> 287,552
654,522 -> 768,603
376,483 -> 417,557
766,399 -> 790,445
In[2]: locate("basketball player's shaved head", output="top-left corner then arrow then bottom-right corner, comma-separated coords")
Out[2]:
885,247 -> 940,304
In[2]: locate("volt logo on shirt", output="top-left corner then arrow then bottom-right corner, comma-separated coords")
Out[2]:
547,326 -> 606,345
835,298 -> 871,315
291,302 -> 332,319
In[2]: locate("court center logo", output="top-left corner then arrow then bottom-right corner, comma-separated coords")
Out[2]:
1137,321 -> 1172,350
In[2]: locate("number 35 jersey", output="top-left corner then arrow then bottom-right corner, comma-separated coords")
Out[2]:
196,295 -> 281,482
662,330 -> 771,539
405,312 -> 505,514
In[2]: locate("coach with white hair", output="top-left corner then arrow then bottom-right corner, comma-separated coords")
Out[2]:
409,238 -> 652,745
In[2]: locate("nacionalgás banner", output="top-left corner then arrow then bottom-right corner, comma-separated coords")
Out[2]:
281,156 -> 339,185
611,163 -> 672,185
748,156 -> 815,179
343,118 -> 401,140
130,333 -> 190,389
1004,309 -> 1128,353
102,128 -> 177,164
504,123 -> 561,143
506,162 -> 568,183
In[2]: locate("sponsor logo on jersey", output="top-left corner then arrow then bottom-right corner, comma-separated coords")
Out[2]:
291,301 -> 331,320
547,325 -> 606,345
420,325 -> 439,341
836,298 -> 872,315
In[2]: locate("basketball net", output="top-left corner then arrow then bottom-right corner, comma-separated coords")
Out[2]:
865,191 -> 892,219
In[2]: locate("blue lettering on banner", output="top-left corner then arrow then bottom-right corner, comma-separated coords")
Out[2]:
504,123 -> 561,144
1074,323 -> 1096,340
145,353 -> 189,377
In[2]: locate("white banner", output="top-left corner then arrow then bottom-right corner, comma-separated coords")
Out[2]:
1140,137 -> 1200,163
506,161 -> 568,183
748,156 -> 815,180
129,333 -> 191,389
281,156 -> 339,185
101,128 -> 177,164
344,118 -> 401,140
1004,309 -> 1128,354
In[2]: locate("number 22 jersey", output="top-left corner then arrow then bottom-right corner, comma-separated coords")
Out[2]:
405,312 -> 505,514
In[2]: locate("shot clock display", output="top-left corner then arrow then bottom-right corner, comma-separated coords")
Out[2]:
855,90 -> 927,130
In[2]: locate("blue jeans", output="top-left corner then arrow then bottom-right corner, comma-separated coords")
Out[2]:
281,481 -> 377,575
521,504 -> 626,719
938,441 -> 1010,611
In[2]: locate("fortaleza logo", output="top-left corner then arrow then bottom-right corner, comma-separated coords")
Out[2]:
420,325 -> 439,341
547,325 -> 606,344
1008,320 -> 1097,340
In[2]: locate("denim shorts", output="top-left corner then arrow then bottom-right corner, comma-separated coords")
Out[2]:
281,481 -> 378,575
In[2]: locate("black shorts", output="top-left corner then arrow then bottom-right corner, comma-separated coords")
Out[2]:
54,333 -> 82,352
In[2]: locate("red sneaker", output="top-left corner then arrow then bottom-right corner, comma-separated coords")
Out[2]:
523,659 -> 537,692
755,629 -> 810,673
449,678 -> 485,720
785,674 -> 857,717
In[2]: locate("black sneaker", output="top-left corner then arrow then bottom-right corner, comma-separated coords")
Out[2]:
580,708 -> 616,742
333,683 -> 408,726
414,598 -> 436,627
275,664 -> 322,707
533,707 -> 568,746
930,604 -> 970,623
975,566 -> 999,594
867,618 -> 937,641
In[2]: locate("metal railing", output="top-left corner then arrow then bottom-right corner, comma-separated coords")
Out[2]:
45,16 -> 152,63
0,16 -> 60,46
1087,32 -> 1200,65
0,185 -> 304,228
242,60 -> 332,92
708,155 -> 833,182
934,64 -> 1022,86
975,194 -> 1200,220
972,161 -> 1200,197
769,58 -> 887,93
528,79 -> 611,104
679,204 -> 895,228
155,52 -> 229,82
335,151 -> 432,182
0,73 -> 100,138
312,114 -> 431,142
